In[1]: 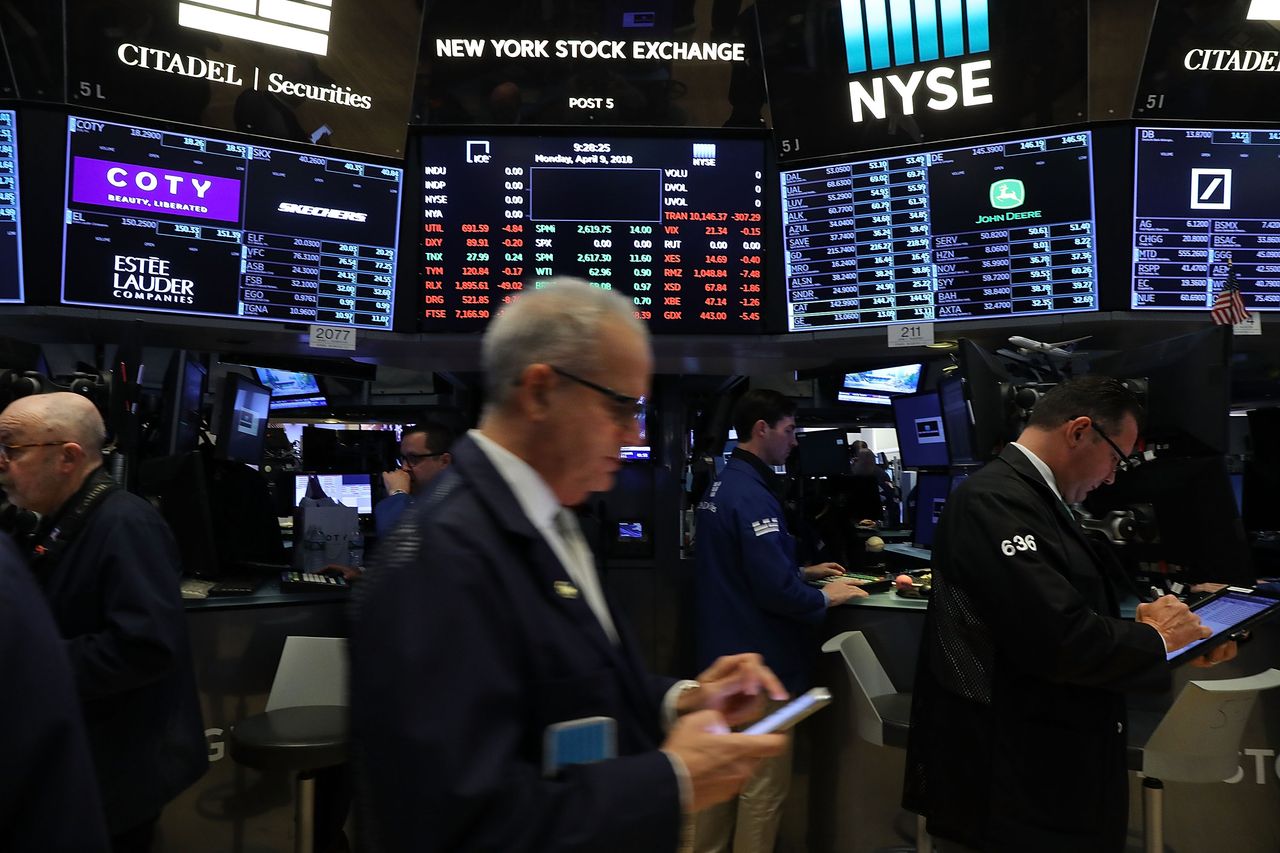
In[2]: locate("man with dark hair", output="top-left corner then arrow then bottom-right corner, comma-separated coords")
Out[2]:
375,421 -> 456,538
904,375 -> 1232,853
693,388 -> 868,853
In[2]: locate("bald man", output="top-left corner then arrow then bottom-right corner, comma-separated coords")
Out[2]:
0,393 -> 206,852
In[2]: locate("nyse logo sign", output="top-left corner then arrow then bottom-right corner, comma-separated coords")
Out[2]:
1191,168 -> 1232,210
840,0 -> 993,123
179,0 -> 333,57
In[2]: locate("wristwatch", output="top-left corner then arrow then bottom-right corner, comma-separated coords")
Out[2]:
388,489 -> 408,497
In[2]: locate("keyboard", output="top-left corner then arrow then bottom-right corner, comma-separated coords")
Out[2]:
280,571 -> 350,593
207,577 -> 263,597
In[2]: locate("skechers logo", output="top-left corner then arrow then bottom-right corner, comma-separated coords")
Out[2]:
840,0 -> 989,74
179,0 -> 333,57
751,517 -> 781,537
277,202 -> 367,222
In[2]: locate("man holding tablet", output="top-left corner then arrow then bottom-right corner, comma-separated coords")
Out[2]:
904,377 -> 1235,853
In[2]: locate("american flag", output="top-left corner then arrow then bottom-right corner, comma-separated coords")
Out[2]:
1210,264 -> 1251,326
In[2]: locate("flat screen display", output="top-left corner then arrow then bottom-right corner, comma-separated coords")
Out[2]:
781,130 -> 1097,331
837,390 -> 892,405
912,472 -> 966,548
892,391 -> 950,469
0,110 -> 23,304
61,116 -> 403,328
418,131 -> 768,332
294,473 -> 373,515
842,363 -> 922,394
1133,126 -> 1280,313
254,368 -> 327,410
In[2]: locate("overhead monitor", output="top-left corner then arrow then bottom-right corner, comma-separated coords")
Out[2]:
892,391 -> 950,469
254,368 -> 327,410
1133,126 -> 1280,313
417,130 -> 768,332
61,115 -> 403,329
843,363 -> 922,394
0,110 -> 22,304
781,130 -> 1098,332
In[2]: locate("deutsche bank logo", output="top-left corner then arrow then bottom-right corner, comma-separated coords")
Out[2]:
1190,168 -> 1232,210
1246,0 -> 1280,21
179,0 -> 333,56
841,0 -> 989,74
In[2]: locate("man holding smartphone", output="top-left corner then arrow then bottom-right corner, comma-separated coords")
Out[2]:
351,280 -> 788,853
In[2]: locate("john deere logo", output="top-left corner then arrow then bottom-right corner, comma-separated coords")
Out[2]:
990,179 -> 1025,210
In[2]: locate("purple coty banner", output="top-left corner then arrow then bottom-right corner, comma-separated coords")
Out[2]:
71,156 -> 241,222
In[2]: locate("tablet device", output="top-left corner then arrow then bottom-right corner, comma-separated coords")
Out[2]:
1166,586 -> 1280,666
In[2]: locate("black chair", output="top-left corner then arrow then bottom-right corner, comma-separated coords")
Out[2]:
229,637 -> 349,853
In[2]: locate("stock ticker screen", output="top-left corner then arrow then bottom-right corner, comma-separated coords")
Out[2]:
61,117 -> 403,328
780,131 -> 1098,332
417,132 -> 768,332
1134,126 -> 1280,312
0,110 -> 23,304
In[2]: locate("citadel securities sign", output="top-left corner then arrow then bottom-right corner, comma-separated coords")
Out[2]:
64,0 -> 422,156
1136,0 -> 1280,121
755,0 -> 1087,160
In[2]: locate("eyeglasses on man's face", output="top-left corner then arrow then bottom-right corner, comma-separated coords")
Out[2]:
398,451 -> 446,467
0,441 -> 68,463
550,366 -> 646,426
1088,421 -> 1138,474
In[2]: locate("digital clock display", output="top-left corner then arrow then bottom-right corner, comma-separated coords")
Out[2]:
418,131 -> 769,332
61,116 -> 404,328
780,130 -> 1099,331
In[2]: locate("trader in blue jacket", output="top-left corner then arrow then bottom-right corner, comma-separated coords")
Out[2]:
352,280 -> 789,852
694,388 -> 868,853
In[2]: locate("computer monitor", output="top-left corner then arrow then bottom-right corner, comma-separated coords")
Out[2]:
157,351 -> 207,456
1090,326 -> 1231,457
912,473 -> 952,548
213,373 -> 271,466
911,473 -> 969,549
842,364 -> 923,395
1085,455 -> 1252,585
294,474 -> 373,516
254,368 -> 327,411
794,430 -> 849,477
956,339 -> 1019,462
939,374 -> 980,467
892,392 -> 950,469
